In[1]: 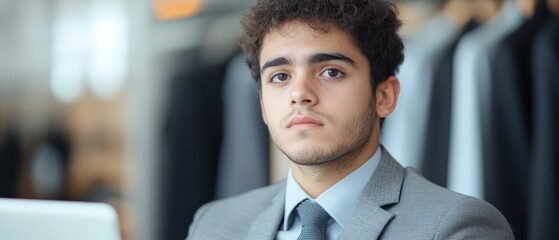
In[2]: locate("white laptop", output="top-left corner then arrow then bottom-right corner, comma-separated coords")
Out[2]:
0,198 -> 122,240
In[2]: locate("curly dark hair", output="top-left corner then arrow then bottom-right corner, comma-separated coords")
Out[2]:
240,0 -> 404,89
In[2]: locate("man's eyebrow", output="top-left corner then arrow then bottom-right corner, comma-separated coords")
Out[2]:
308,53 -> 355,66
261,57 -> 291,73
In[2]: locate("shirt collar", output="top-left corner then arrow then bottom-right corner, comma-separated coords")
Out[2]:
282,146 -> 382,230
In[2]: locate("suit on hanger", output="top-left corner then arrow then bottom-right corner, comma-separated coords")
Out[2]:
488,3 -> 551,238
528,15 -> 559,240
187,147 -> 513,239
0,126 -> 21,198
382,14 -> 460,170
161,52 -> 229,240
422,20 -> 477,187
447,1 -> 522,199
215,53 -> 269,199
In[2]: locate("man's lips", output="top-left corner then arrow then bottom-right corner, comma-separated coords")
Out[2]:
287,116 -> 324,129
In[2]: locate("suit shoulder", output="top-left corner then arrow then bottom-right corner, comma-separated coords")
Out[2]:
433,196 -> 514,239
206,180 -> 285,210
187,180 -> 285,239
398,168 -> 513,239
401,167 -> 467,201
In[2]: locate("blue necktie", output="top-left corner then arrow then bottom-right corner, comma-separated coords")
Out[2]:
296,200 -> 330,240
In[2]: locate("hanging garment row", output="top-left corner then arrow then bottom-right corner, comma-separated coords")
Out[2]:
382,0 -> 558,239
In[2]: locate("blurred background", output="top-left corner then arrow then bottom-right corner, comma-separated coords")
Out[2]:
0,0 -> 556,240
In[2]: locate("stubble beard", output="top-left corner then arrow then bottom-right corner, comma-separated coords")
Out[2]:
270,98 -> 376,167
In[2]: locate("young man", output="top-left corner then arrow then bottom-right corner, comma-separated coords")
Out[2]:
187,0 -> 513,239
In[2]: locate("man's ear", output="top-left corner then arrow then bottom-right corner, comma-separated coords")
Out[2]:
260,98 -> 268,125
375,76 -> 400,118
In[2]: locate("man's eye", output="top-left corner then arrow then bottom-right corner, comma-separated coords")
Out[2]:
320,69 -> 344,78
271,73 -> 289,83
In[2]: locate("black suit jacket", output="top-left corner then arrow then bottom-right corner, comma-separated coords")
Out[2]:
528,15 -> 559,240
161,54 -> 228,240
488,3 -> 550,239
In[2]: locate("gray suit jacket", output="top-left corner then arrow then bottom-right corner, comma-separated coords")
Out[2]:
187,148 -> 514,239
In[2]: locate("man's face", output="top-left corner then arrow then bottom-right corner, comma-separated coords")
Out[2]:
259,20 -> 377,166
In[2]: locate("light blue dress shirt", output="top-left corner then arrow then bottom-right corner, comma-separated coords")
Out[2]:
276,146 -> 381,240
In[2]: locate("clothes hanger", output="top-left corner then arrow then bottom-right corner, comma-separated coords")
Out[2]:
469,0 -> 506,24
518,0 -> 535,18
396,1 -> 441,36
396,0 -> 475,37
441,0 -> 474,27
546,0 -> 559,14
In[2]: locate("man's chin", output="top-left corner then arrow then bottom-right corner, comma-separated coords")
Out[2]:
285,150 -> 338,166
289,158 -> 329,166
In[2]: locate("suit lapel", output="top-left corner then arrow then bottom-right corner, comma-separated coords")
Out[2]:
338,147 -> 406,240
246,182 -> 285,240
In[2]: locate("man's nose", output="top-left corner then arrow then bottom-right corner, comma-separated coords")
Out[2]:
289,76 -> 318,107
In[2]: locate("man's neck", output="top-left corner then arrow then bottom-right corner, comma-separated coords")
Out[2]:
290,139 -> 380,198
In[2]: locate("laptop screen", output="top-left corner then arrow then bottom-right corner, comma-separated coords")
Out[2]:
0,198 -> 122,240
